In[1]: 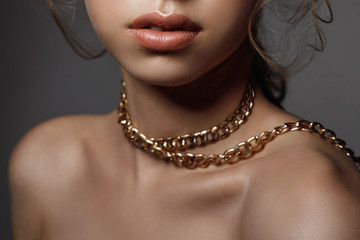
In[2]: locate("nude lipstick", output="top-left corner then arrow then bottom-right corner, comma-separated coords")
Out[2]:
128,12 -> 202,52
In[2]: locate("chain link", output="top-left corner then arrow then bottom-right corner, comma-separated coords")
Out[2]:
118,81 -> 255,151
119,117 -> 360,169
117,81 -> 359,170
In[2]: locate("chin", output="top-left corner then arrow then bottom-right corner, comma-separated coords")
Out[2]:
114,31 -> 247,88
119,53 -> 212,87
126,66 -> 200,87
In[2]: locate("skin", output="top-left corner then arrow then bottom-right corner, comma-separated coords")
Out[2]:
9,0 -> 360,239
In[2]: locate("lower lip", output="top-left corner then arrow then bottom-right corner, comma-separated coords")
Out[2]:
128,29 -> 200,52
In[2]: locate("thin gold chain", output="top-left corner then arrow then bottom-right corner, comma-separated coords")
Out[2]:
118,80 -> 255,151
118,119 -> 360,169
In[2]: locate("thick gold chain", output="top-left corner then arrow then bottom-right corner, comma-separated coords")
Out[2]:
118,119 -> 360,169
117,81 -> 359,170
118,81 -> 255,151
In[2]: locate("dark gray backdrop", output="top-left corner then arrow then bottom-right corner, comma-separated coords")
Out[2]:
1,1 -> 359,239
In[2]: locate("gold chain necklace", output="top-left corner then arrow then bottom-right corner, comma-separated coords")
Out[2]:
118,80 -> 255,151
117,83 -> 360,170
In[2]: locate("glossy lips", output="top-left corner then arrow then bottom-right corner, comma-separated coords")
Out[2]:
128,12 -> 202,52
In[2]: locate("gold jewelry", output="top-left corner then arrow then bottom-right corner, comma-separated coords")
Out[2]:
119,119 -> 360,169
118,80 -> 255,151
117,82 -> 359,170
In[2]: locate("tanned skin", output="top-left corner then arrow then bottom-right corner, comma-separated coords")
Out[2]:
9,0 -> 360,239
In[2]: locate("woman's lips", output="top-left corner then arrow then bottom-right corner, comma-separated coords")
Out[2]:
128,12 -> 202,52
128,29 -> 199,52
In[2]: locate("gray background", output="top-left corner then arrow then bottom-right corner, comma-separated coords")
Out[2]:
1,0 -> 359,239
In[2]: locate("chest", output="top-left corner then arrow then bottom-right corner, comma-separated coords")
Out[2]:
41,165 -> 250,240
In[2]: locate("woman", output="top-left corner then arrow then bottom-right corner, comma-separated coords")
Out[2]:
9,0 -> 360,239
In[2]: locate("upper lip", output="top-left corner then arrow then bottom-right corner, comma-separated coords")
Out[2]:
128,12 -> 202,31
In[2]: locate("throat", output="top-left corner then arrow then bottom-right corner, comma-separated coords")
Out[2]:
119,44 -> 253,140
121,76 -> 250,139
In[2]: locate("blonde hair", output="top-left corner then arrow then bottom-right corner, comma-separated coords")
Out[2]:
248,0 -> 332,106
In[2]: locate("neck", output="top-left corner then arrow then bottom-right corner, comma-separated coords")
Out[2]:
121,44 -> 252,138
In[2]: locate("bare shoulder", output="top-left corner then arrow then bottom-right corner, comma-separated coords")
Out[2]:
242,131 -> 360,239
9,112 -> 122,190
8,112 -> 119,238
9,113 -> 114,178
